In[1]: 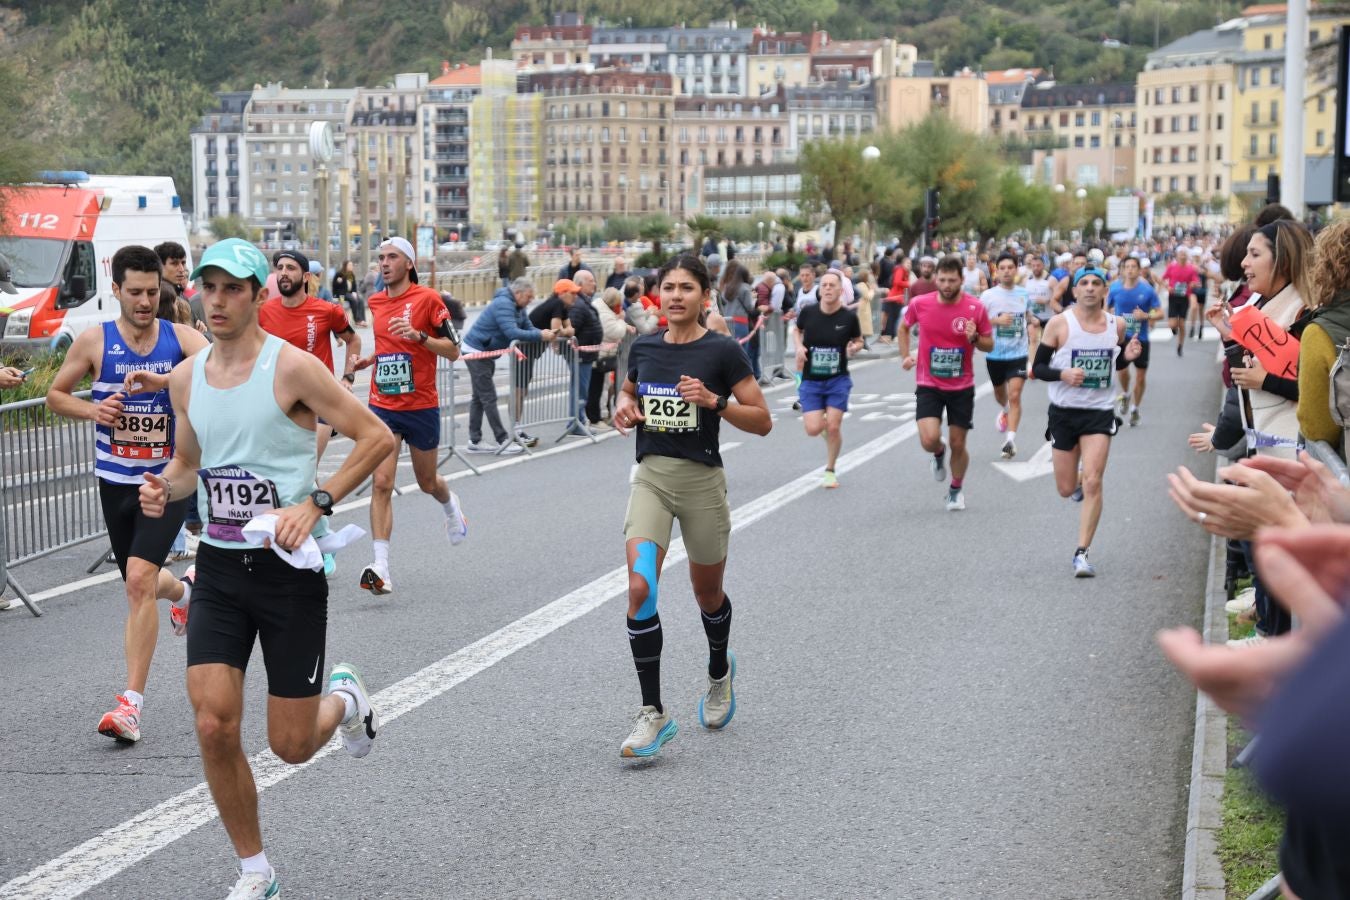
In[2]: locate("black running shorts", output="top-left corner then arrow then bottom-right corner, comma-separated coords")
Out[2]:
914,386 -> 975,431
186,543 -> 329,698
985,357 -> 1028,387
98,479 -> 189,578
1045,403 -> 1119,451
1115,341 -> 1150,370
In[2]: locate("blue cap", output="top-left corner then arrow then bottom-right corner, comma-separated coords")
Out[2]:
191,239 -> 270,286
1072,266 -> 1109,286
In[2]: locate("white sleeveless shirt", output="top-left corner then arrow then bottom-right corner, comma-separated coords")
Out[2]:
1048,311 -> 1120,410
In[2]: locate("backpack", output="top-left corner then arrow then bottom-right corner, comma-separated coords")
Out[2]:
1312,303 -> 1350,457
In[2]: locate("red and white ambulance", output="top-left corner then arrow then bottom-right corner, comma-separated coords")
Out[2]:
0,172 -> 190,352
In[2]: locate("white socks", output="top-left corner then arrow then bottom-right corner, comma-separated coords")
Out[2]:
336,690 -> 357,724
372,540 -> 390,567
1007,430 -> 1017,443
124,690 -> 144,710
240,850 -> 270,876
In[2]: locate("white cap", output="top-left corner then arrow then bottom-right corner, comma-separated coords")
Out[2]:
379,236 -> 416,263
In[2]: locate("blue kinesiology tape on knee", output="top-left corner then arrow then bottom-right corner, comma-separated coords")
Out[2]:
634,541 -> 660,619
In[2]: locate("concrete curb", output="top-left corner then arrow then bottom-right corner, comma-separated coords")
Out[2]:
1181,525 -> 1231,900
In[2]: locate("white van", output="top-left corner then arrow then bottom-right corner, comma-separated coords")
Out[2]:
0,172 -> 190,352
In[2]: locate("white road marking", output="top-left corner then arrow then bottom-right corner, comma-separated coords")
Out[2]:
0,381 -> 989,900
718,442 -> 742,453
991,440 -> 1057,481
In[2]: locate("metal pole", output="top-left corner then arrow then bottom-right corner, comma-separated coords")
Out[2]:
395,131 -> 408,239
339,168 -> 351,273
317,165 -> 330,275
357,134 -> 370,275
377,135 -> 389,249
1283,0 -> 1308,217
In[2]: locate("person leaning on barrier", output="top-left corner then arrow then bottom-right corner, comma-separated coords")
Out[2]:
593,286 -> 636,426
563,274 -> 604,436
605,256 -> 630,292
624,277 -> 657,335
461,276 -> 554,454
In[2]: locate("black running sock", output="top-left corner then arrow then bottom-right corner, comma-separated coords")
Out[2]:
701,595 -> 733,679
627,614 -> 663,711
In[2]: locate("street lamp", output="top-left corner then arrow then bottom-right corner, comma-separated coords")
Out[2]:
757,220 -> 764,245
1075,187 -> 1087,233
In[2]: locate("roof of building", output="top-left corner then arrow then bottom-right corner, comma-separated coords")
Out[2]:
984,67 -> 1043,85
514,24 -> 592,42
430,63 -> 482,86
1144,24 -> 1246,69
814,39 -> 884,58
1020,81 -> 1135,108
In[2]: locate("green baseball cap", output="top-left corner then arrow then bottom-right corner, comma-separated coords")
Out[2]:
190,238 -> 270,286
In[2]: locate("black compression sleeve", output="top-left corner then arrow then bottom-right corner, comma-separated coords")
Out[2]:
1032,342 -> 1062,381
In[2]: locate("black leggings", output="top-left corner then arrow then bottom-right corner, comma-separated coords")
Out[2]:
99,479 -> 188,578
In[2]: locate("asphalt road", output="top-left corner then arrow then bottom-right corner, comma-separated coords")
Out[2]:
0,332 -> 1220,899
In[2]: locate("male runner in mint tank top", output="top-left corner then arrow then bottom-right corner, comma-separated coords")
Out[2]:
138,239 -> 395,899
47,245 -> 210,743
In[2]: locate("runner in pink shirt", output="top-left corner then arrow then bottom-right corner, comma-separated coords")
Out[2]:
899,255 -> 993,510
1162,247 -> 1201,357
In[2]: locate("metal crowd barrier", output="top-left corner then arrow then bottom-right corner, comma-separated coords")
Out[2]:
507,339 -> 595,450
1304,438 -> 1349,486
437,355 -> 479,475
1,391 -> 106,617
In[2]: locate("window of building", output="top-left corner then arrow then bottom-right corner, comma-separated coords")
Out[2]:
1270,100 -> 1278,121
1171,87 -> 1181,103
1216,145 -> 1223,161
1252,68 -> 1261,87
1186,175 -> 1196,192
1155,116 -> 1164,133
1075,112 -> 1085,127
1217,84 -> 1224,100
1263,34 -> 1272,50
1169,176 -> 1179,191
1059,112 -> 1069,127
1154,88 -> 1163,105
1317,129 -> 1326,147
1089,136 -> 1100,148
1269,133 -> 1278,154
1189,86 -> 1199,102
1171,147 -> 1180,163
1251,101 -> 1259,123
1187,147 -> 1197,162
1090,111 -> 1101,126
1271,67 -> 1281,86
1074,136 -> 1084,148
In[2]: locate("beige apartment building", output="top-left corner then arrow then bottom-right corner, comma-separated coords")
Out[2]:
874,70 -> 988,133
528,70 -> 675,226
672,88 -> 791,218
1019,82 -> 1137,187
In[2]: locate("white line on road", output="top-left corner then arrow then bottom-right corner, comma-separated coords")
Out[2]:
0,380 -> 989,900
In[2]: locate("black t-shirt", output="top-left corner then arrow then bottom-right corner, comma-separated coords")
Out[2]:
796,304 -> 861,380
568,295 -> 604,362
529,295 -> 566,330
626,330 -> 753,468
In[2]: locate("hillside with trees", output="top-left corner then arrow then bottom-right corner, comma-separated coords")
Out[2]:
1,0 -> 1240,213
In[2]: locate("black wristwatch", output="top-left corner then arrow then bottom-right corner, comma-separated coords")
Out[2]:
342,373 -> 356,384
310,489 -> 334,516
713,394 -> 728,413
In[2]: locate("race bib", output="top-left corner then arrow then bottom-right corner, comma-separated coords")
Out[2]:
374,352 -> 414,395
1030,301 -> 1049,319
638,382 -> 698,432
199,466 -> 279,542
1124,318 -> 1144,340
808,347 -> 841,377
995,315 -> 1025,339
929,346 -> 965,380
1071,348 -> 1114,390
111,399 -> 171,460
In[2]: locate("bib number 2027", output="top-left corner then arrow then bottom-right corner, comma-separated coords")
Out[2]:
1071,349 -> 1113,390
638,383 -> 698,432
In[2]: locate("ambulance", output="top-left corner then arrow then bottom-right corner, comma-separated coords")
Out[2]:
0,172 -> 191,352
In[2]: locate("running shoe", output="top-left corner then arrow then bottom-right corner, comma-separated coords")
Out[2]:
1070,485 -> 1084,502
330,662 -> 379,759
931,450 -> 947,483
1224,586 -> 1257,615
97,695 -> 141,743
1116,393 -> 1129,417
945,489 -> 965,511
322,552 -> 337,578
514,430 -> 540,448
465,441 -> 494,453
444,491 -> 469,546
589,421 -> 614,433
1072,550 -> 1096,578
170,565 -> 195,637
226,868 -> 279,900
620,706 -> 677,759
822,470 -> 839,489
498,441 -> 525,455
1000,439 -> 1016,460
1226,634 -> 1268,649
1129,408 -> 1140,427
792,399 -> 802,411
699,653 -> 737,730
359,561 -> 393,596
1176,344 -> 1183,357
996,409 -> 1008,433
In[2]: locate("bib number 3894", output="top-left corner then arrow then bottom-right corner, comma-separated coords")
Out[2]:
111,399 -> 170,460
1071,348 -> 1114,390
199,466 -> 280,542
638,382 -> 698,432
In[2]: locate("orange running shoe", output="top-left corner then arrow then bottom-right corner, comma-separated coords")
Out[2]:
97,695 -> 141,743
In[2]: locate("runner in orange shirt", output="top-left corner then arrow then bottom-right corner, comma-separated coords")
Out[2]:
353,237 -> 468,596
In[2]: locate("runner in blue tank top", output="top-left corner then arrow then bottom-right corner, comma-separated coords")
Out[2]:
47,245 -> 209,744
136,239 -> 394,900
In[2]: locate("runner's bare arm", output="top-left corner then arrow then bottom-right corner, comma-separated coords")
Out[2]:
139,362 -> 201,519
613,377 -> 643,436
337,326 -> 363,380
46,328 -> 116,424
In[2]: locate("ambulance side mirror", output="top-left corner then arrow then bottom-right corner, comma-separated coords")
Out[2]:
57,275 -> 89,309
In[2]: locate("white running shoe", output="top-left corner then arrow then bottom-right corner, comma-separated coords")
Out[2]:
444,491 -> 469,546
226,868 -> 279,900
464,441 -> 494,454
1000,439 -> 1016,460
330,662 -> 379,759
945,489 -> 965,511
498,441 -> 526,455
1116,393 -> 1129,417
698,653 -> 737,730
1072,551 -> 1096,578
359,561 -> 393,596
931,451 -> 947,482
619,705 -> 678,759
1224,587 -> 1257,615
1226,634 -> 1268,649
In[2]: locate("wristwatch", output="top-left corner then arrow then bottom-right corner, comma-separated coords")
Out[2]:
342,373 -> 356,384
310,489 -> 334,516
714,394 -> 728,412
417,331 -> 429,344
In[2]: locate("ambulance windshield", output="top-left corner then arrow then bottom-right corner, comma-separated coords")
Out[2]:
0,236 -> 66,289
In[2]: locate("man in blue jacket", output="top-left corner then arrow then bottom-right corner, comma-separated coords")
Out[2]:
463,277 -> 555,453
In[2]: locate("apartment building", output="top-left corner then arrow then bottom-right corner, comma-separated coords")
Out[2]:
527,70 -> 675,226
701,162 -> 803,218
189,91 -> 251,224
873,69 -> 987,133
985,68 -> 1043,138
512,18 -> 592,72
469,64 -> 543,240
787,81 -> 876,145
424,62 -> 482,237
745,29 -> 824,97
672,88 -> 790,218
349,73 -> 430,238
1019,82 -> 1137,186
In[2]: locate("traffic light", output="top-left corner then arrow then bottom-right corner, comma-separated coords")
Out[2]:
923,187 -> 941,249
